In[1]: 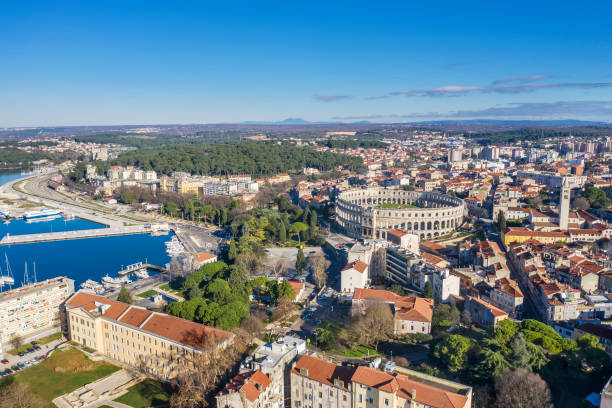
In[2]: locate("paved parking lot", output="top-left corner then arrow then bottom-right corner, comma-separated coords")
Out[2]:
1,338 -> 65,376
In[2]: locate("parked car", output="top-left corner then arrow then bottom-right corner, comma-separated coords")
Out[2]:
1,359 -> 8,364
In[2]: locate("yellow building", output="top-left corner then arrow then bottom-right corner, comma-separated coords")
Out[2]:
501,227 -> 569,247
65,292 -> 233,379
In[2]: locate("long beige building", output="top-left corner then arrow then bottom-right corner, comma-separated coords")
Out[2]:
65,291 -> 233,379
0,276 -> 74,355
335,188 -> 465,240
290,355 -> 472,408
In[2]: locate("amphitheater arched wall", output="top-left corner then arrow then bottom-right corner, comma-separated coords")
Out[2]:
335,188 -> 466,239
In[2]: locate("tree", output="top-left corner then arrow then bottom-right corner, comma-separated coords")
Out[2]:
120,190 -> 136,204
572,196 -> 590,211
295,247 -> 306,275
9,334 -> 24,351
497,210 -> 506,231
493,319 -> 519,347
228,263 -> 249,295
289,222 -> 309,243
432,304 -> 460,328
308,210 -> 317,234
308,253 -> 329,287
423,281 -> 433,299
472,348 -> 510,382
165,201 -> 178,216
227,240 -> 237,262
585,186 -> 610,209
577,333 -> 603,350
432,334 -> 473,373
494,369 -> 553,408
117,285 -> 133,304
390,284 -> 405,296
0,382 -> 45,408
279,222 -> 287,243
352,300 -> 395,351
169,332 -> 248,408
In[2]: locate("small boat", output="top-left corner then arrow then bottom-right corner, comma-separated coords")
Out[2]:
101,275 -> 132,288
134,270 -> 150,279
80,279 -> 105,294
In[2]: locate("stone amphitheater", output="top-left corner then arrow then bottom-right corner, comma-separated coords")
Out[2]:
335,188 -> 466,239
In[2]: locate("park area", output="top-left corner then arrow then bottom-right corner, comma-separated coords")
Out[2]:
9,347 -> 119,407
114,379 -> 173,408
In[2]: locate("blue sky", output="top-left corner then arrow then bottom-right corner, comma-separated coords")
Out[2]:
1,1 -> 612,126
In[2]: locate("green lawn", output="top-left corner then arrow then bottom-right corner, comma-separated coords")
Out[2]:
13,348 -> 119,407
114,379 -> 173,408
379,203 -> 420,209
137,289 -> 158,298
340,344 -> 378,358
158,283 -> 181,294
38,332 -> 63,345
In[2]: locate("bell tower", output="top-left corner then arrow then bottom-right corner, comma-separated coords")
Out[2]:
559,177 -> 570,230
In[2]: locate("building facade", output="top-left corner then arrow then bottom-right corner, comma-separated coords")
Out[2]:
290,355 -> 472,408
65,291 -> 233,379
0,276 -> 74,355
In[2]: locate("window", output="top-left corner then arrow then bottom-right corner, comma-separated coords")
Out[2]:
385,398 -> 389,406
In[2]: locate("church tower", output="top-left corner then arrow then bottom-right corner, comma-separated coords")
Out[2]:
559,177 -> 570,230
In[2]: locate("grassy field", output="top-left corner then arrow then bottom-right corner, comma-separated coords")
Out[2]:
378,202 -> 420,209
137,289 -> 158,298
114,379 -> 173,408
340,344 -> 378,358
13,347 -> 119,407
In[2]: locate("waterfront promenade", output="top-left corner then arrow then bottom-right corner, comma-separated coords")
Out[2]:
0,224 -> 169,245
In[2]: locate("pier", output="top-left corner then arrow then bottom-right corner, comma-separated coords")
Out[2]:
117,262 -> 166,276
0,224 -> 170,246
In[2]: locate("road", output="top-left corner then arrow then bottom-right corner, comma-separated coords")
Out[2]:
482,219 -> 540,320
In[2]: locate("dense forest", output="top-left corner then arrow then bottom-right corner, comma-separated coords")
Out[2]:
467,126 -> 612,145
111,141 -> 363,176
0,148 -> 50,169
74,133 -> 194,148
316,139 -> 387,149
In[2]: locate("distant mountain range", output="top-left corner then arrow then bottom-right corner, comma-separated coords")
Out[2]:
239,118 -> 609,126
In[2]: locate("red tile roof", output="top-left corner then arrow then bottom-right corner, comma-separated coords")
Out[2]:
342,260 -> 368,274
67,291 -> 233,350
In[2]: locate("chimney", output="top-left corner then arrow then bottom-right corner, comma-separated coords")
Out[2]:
300,368 -> 309,377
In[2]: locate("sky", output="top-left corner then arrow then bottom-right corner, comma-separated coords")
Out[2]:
1,1 -> 612,127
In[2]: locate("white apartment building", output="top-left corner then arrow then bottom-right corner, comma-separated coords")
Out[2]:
0,276 -> 74,355
432,269 -> 460,304
340,261 -> 369,294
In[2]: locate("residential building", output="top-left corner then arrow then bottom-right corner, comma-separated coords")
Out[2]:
216,370 -> 274,408
0,276 -> 74,356
384,229 -> 420,254
340,260 -> 369,294
290,354 -> 472,408
352,289 -> 433,336
432,269 -> 460,303
489,278 -> 524,318
385,246 -> 420,287
240,335 -> 306,407
465,296 -> 508,329
65,291 -> 234,379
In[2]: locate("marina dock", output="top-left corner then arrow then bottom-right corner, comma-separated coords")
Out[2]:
117,262 -> 166,276
0,224 -> 170,245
